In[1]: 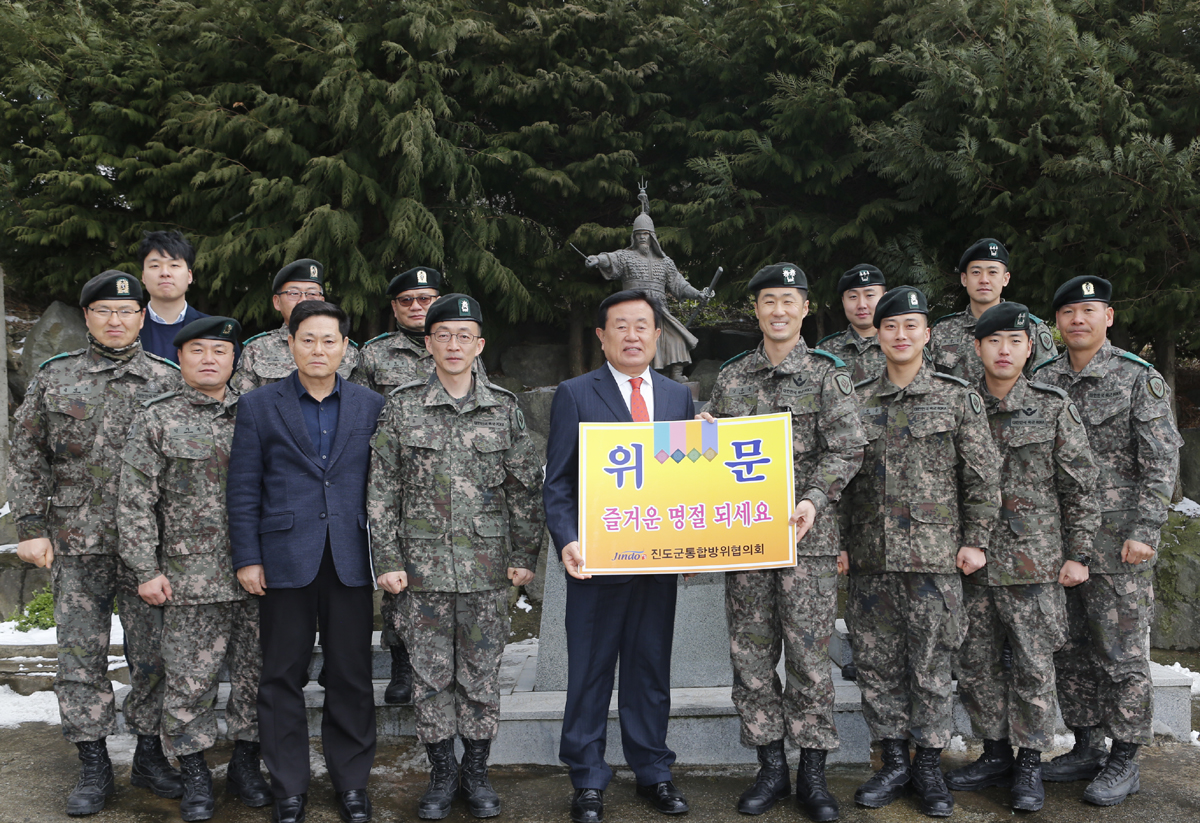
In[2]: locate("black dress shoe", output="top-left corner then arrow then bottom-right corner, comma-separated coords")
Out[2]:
636,781 -> 689,814
337,788 -> 372,823
273,793 -> 308,823
570,788 -> 604,823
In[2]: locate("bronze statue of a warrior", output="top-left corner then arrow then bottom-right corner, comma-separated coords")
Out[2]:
585,182 -> 711,381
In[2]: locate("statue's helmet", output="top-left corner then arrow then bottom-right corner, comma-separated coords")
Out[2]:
632,212 -> 656,234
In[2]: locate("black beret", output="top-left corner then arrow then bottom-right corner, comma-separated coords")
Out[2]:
387,266 -> 443,297
837,264 -> 887,295
80,271 -> 145,307
872,286 -> 927,327
975,302 -> 1032,340
957,238 -> 1009,272
747,262 -> 807,293
424,293 -> 483,333
272,259 -> 324,293
1052,275 -> 1112,311
173,316 -> 242,348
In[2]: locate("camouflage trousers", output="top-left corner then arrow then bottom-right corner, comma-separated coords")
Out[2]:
956,582 -> 1067,750
845,572 -> 966,748
400,589 -> 509,743
725,558 -> 839,750
1055,569 -> 1155,745
51,554 -> 166,742
380,589 -> 407,649
160,600 -> 261,756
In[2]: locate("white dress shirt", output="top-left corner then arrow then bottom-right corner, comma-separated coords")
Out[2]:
606,361 -> 655,421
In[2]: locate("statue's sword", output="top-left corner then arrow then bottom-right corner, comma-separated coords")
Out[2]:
685,266 -> 724,327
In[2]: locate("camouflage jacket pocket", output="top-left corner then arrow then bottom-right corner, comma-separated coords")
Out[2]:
400,519 -> 442,540
789,408 -> 820,453
473,511 -> 510,539
1004,511 -> 1060,537
908,409 -> 956,440
471,428 -> 511,487
51,484 -> 90,509
1006,425 -> 1056,481
45,392 -> 100,454
1084,395 -> 1129,426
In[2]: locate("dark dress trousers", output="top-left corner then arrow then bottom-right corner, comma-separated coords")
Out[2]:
227,371 -> 385,797
543,366 -> 695,790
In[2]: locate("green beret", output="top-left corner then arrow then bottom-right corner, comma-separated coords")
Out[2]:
975,302 -> 1032,339
1053,275 -> 1112,310
272,259 -> 324,293
173,316 -> 242,348
424,293 -> 483,333
79,271 -> 145,307
957,238 -> 1009,272
872,286 -> 927,327
837,264 -> 886,295
388,266 -> 443,297
747,263 -> 807,293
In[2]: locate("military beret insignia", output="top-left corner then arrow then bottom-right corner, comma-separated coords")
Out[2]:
1149,376 -> 1165,398
835,374 -> 853,396
116,278 -> 130,295
388,266 -> 443,297
969,392 -> 983,415
1068,403 -> 1082,425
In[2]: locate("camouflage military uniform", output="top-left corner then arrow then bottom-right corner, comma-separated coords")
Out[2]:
930,306 -> 1057,381
957,376 -> 1100,751
840,362 -> 1001,748
352,330 -> 487,649
815,327 -> 888,384
8,343 -> 181,743
117,384 -> 260,756
707,341 -> 866,750
1033,343 -> 1182,745
367,374 -> 544,743
230,325 -> 358,394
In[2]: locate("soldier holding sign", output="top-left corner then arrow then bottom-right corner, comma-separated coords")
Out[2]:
705,263 -> 865,821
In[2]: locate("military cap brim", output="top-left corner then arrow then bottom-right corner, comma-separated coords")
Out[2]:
974,302 -> 1032,339
173,316 -> 242,348
872,286 -> 927,327
1052,275 -> 1112,310
424,293 -> 483,333
747,263 -> 808,293
272,259 -> 325,292
80,271 -> 146,307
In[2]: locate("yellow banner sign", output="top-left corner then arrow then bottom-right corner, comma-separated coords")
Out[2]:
579,413 -> 796,574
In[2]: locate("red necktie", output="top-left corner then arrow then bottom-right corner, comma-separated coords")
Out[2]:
629,377 -> 650,422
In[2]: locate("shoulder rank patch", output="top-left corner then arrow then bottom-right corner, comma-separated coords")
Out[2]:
38,349 -> 85,369
144,351 -> 181,370
388,378 -> 426,396
720,350 -> 752,370
242,330 -> 272,345
1028,381 -> 1068,400
932,372 -> 970,387
141,391 -> 179,408
811,348 -> 846,368
968,392 -> 983,415
815,331 -> 843,348
1068,403 -> 1083,425
362,332 -> 392,347
1148,375 -> 1166,399
347,338 -> 360,349
930,312 -> 961,328
1031,353 -> 1064,373
1118,351 -> 1153,368
1029,312 -> 1044,324
834,374 -> 853,396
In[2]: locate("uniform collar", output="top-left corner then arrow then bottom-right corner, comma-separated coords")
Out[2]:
877,360 -> 937,398
85,343 -> 153,377
749,338 -> 809,375
180,381 -> 239,413
419,373 -> 500,411
980,373 -> 1030,413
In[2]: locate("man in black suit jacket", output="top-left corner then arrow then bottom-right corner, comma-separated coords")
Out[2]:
543,290 -> 695,823
227,301 -> 384,823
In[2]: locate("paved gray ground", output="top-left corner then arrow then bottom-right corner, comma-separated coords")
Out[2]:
2,726 -> 1199,823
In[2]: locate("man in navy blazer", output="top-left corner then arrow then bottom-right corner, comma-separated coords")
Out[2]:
228,300 -> 384,823
543,290 -> 695,823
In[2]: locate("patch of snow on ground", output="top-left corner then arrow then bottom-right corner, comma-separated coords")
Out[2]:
1170,497 -> 1200,518
0,615 -> 124,646
1165,662 -> 1200,695
107,733 -> 138,765
515,594 -> 533,613
0,685 -> 60,727
1191,730 -> 1200,749
947,735 -> 967,753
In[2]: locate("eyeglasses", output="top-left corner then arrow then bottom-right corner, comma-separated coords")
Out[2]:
393,295 -> 436,307
87,307 -> 142,319
277,289 -> 324,300
431,331 -> 479,344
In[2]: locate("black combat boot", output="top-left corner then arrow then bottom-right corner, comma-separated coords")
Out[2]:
1082,740 -> 1140,806
383,642 -> 414,706
131,734 -> 184,798
225,739 -> 272,807
1010,748 -> 1044,811
418,738 -> 459,819
459,738 -> 502,818
854,739 -> 910,808
178,751 -> 215,821
909,746 -> 954,817
943,738 -> 1014,791
796,748 -> 839,822
737,739 -> 790,814
66,739 -> 115,816
1041,725 -> 1107,782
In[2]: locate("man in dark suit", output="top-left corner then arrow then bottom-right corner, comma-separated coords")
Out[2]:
543,289 -> 695,823
227,300 -> 384,823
